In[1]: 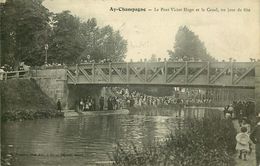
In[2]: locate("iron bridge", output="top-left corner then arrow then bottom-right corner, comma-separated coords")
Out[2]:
67,62 -> 257,88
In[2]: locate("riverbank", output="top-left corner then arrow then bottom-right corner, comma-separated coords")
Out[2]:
112,116 -> 237,165
0,79 -> 63,122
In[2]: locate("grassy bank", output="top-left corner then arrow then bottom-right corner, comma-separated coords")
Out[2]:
112,117 -> 236,166
0,79 -> 63,121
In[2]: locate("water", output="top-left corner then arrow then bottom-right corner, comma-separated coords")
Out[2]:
1,108 -> 217,166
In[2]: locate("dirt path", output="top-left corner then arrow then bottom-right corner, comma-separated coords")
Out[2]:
233,120 -> 256,166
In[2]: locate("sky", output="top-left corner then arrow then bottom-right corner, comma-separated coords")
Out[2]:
43,0 -> 260,62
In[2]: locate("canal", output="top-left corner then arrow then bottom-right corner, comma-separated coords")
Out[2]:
1,107 -> 220,166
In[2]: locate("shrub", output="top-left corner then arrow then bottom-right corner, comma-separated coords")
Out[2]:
112,117 -> 236,166
1,109 -> 63,122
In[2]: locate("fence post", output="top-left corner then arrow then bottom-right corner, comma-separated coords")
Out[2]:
16,71 -> 19,78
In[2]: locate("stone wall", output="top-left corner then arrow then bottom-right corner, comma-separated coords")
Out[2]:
31,69 -> 106,110
31,69 -> 68,109
255,62 -> 260,114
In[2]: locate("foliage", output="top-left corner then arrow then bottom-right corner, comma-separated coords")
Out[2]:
1,1 -> 127,67
1,109 -> 63,122
48,10 -> 83,65
78,19 -> 127,63
0,0 -> 51,67
168,26 -> 216,62
112,117 -> 236,166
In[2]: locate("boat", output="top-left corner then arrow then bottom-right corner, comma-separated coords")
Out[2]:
63,109 -> 129,117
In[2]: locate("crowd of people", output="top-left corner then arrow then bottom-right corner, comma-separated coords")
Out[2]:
224,100 -> 255,124
78,96 -> 123,112
75,87 -> 221,112
112,87 -> 181,108
108,87 -> 215,109
0,63 -> 30,80
76,88 -> 186,112
1,62 -> 30,72
1,64 -> 14,72
79,96 -> 96,111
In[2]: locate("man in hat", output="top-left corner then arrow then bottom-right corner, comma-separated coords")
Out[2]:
250,113 -> 260,166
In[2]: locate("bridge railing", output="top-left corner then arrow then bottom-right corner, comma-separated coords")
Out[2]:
1,70 -> 30,80
66,61 -> 257,88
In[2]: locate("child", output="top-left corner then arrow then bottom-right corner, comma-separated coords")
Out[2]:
241,118 -> 251,133
236,127 -> 250,160
241,117 -> 252,154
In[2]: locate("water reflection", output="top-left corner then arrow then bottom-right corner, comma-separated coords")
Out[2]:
1,108 -> 219,165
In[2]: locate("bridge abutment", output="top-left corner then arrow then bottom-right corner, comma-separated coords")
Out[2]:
31,69 -> 117,110
31,69 -> 69,109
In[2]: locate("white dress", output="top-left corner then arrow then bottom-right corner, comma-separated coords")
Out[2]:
235,133 -> 250,151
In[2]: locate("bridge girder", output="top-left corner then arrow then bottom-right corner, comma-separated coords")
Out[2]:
67,62 -> 256,88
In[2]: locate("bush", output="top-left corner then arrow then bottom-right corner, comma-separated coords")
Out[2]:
1,109 -> 63,122
112,117 -> 236,166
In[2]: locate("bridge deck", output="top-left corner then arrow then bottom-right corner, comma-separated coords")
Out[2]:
66,62 -> 257,88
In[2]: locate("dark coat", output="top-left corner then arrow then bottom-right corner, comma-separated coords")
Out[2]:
57,100 -> 62,111
250,124 -> 260,161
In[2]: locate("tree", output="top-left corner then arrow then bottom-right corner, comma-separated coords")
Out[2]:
97,25 -> 127,62
78,18 -> 101,62
168,26 -> 216,62
0,0 -> 51,67
1,0 -> 128,67
79,20 -> 127,63
49,16 -> 127,64
48,10 -> 83,65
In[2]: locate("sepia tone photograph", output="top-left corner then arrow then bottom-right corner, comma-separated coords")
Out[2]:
0,0 -> 260,165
